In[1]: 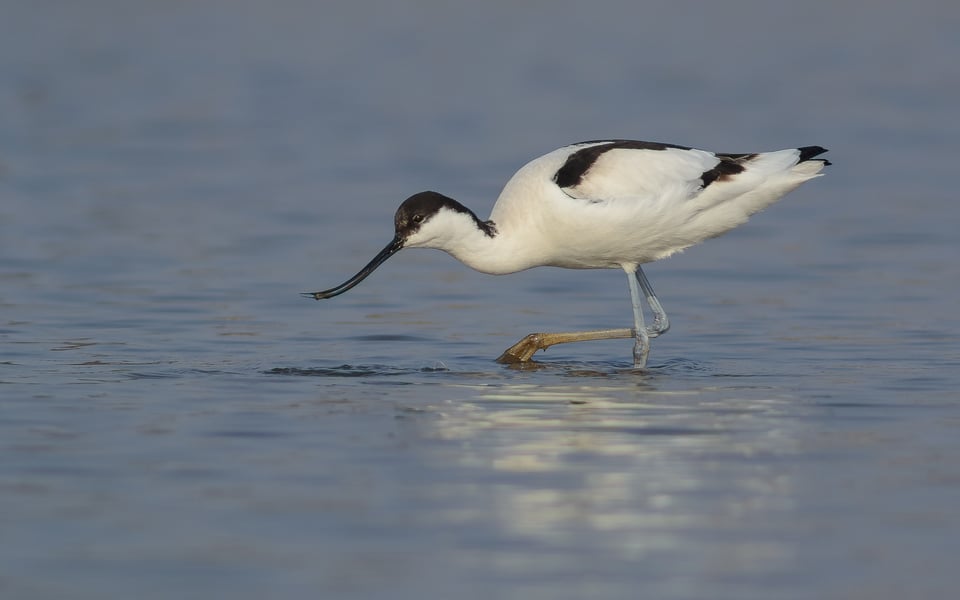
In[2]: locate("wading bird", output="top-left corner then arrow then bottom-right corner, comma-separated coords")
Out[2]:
304,140 -> 830,368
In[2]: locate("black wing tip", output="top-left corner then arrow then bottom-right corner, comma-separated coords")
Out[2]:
798,145 -> 831,165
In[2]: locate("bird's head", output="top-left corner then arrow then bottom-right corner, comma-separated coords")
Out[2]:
302,191 -> 486,300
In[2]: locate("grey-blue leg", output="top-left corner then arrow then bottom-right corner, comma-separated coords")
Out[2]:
625,269 -> 651,368
496,267 -> 669,367
635,266 -> 670,338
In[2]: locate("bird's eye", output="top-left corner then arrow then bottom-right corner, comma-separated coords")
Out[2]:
412,214 -> 423,224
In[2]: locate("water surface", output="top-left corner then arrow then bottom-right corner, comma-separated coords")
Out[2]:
2,1 -> 959,599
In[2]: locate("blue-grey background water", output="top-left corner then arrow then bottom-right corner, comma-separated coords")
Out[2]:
2,1 -> 959,598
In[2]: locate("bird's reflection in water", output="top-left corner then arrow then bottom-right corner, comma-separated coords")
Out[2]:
393,381 -> 801,573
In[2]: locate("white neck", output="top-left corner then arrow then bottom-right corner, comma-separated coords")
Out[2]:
404,207 -> 532,275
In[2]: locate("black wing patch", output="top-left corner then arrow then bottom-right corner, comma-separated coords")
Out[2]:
554,142 -> 830,194
553,140 -> 691,189
699,153 -> 757,188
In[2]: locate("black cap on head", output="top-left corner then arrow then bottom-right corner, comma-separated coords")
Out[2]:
395,191 -> 496,239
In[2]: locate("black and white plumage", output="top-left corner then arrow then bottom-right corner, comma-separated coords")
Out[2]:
305,140 -> 831,368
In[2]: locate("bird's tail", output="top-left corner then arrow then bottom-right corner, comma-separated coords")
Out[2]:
791,145 -> 831,176
746,145 -> 830,179
680,145 -> 830,243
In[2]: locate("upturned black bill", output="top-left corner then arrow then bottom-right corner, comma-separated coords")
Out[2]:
302,236 -> 404,300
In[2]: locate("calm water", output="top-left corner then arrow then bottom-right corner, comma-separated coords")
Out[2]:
2,1 -> 959,598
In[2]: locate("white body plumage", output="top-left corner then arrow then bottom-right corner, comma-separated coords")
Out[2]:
306,139 -> 830,367
406,141 -> 828,274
